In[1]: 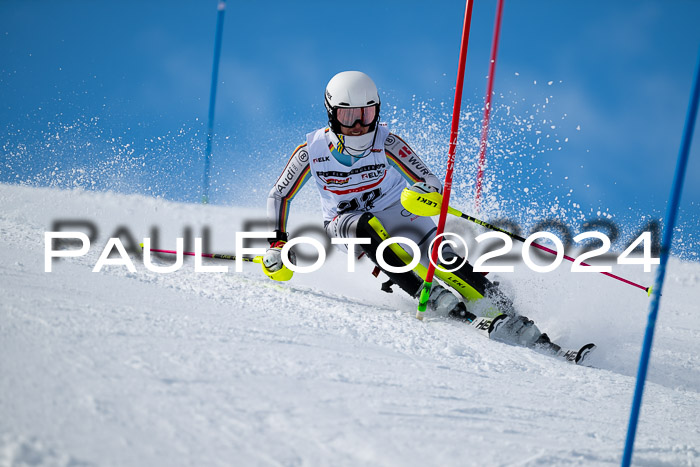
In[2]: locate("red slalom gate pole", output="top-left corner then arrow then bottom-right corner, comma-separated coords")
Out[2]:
416,0 -> 475,320
475,0 -> 505,212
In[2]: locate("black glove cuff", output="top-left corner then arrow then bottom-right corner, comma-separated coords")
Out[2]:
268,230 -> 289,245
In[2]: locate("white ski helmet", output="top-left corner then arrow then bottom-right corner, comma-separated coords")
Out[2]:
324,71 -> 381,134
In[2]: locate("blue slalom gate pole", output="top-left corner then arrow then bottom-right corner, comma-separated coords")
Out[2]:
621,45 -> 700,467
202,0 -> 226,204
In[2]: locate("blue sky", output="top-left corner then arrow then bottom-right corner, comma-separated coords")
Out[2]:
1,0 -> 699,257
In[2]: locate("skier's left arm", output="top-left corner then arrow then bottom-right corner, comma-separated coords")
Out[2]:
263,143 -> 311,279
384,133 -> 442,193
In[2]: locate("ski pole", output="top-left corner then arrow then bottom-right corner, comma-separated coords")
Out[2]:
139,244 -> 296,281
139,244 -> 260,262
401,188 -> 652,295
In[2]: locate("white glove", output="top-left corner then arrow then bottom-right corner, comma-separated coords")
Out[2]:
263,241 -> 296,272
409,181 -> 440,195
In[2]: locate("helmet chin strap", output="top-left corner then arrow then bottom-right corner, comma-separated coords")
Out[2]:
334,129 -> 378,157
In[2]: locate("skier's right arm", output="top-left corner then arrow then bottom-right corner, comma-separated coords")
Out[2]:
266,143 -> 311,245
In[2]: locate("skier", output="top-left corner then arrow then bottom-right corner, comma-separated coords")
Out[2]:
264,71 -> 548,348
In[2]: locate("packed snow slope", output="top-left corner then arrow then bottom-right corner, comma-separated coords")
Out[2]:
1,183 -> 699,466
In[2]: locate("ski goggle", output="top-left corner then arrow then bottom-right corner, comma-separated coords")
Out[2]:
335,105 -> 379,128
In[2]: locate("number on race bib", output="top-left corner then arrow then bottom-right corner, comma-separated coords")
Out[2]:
337,188 -> 382,214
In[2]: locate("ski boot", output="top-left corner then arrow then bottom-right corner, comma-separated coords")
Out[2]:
489,314 -> 545,347
533,332 -> 562,354
428,285 -> 476,322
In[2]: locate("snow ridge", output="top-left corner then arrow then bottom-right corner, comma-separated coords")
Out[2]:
1,184 -> 698,466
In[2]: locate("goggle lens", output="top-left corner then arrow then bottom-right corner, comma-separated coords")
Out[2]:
336,105 -> 378,127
